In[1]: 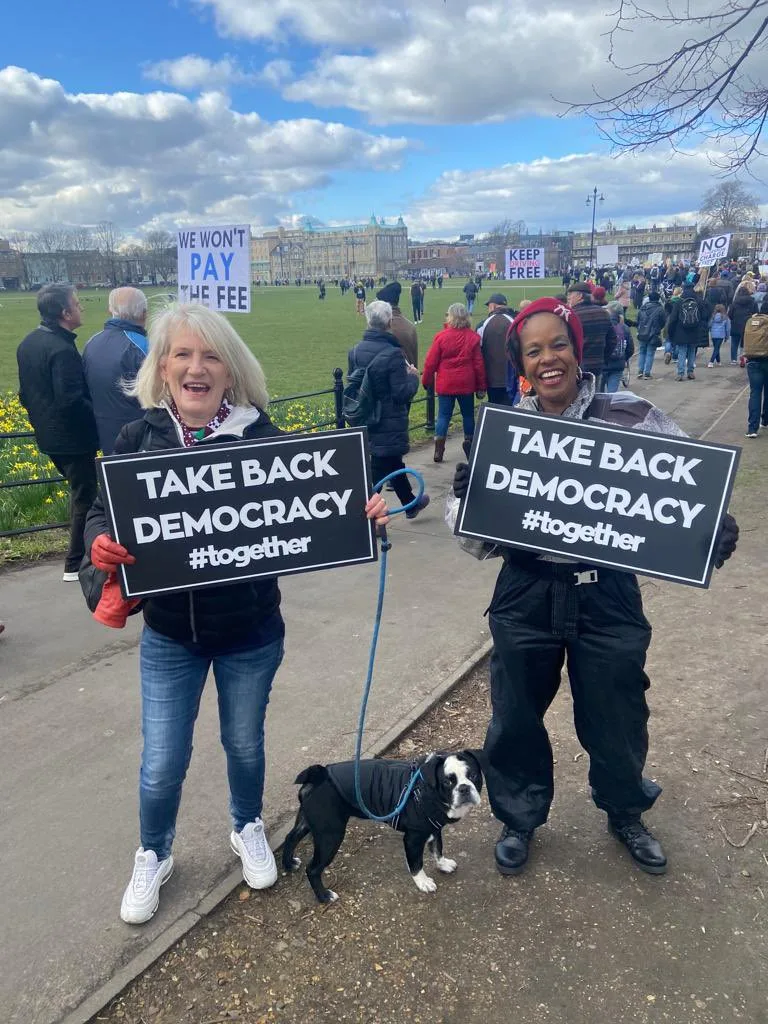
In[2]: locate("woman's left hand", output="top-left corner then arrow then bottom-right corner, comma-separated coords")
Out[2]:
365,493 -> 389,528
714,512 -> 739,569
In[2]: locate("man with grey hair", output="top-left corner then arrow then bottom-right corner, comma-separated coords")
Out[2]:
83,287 -> 148,454
348,300 -> 429,518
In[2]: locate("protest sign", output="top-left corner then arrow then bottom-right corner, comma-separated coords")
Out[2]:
596,244 -> 618,265
698,233 -> 732,268
648,251 -> 663,264
177,224 -> 251,312
505,248 -> 544,280
455,406 -> 740,588
98,429 -> 376,598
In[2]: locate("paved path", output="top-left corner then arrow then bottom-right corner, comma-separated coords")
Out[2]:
0,363 -> 749,1024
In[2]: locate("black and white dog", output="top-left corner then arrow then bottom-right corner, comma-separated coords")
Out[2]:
282,751 -> 483,903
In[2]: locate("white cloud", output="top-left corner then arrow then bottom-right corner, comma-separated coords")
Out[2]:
0,66 -> 411,233
143,55 -> 253,90
196,0 -> 765,127
402,147 -> 763,238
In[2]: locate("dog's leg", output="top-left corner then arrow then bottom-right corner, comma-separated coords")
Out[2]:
282,809 -> 311,871
305,819 -> 347,903
404,831 -> 436,893
428,831 -> 457,874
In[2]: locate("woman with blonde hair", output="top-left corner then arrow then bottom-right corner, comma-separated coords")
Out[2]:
421,302 -> 486,462
84,303 -> 388,924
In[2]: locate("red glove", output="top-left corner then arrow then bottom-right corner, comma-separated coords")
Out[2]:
93,574 -> 141,629
91,533 -> 135,573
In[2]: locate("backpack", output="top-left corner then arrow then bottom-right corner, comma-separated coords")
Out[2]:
608,321 -> 628,362
679,297 -> 701,328
343,353 -> 383,428
743,313 -> 768,358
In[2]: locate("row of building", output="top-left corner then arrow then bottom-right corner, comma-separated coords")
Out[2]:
2,220 -> 765,290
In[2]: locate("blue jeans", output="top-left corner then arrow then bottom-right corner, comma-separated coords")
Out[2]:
747,359 -> 768,433
731,334 -> 742,361
436,392 -> 475,437
600,369 -> 622,393
139,626 -> 284,859
677,343 -> 696,376
636,342 -> 656,376
466,297 -> 475,313
710,337 -> 723,363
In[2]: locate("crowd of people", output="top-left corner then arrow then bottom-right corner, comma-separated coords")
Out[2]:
5,259 -> 751,923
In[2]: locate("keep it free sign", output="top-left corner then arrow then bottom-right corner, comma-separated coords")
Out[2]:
98,428 -> 376,598
505,248 -> 544,280
456,406 -> 740,588
177,224 -> 251,312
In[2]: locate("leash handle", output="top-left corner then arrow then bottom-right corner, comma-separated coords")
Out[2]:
372,467 -> 425,517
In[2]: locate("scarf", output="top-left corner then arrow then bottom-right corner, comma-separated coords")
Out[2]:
168,397 -> 232,447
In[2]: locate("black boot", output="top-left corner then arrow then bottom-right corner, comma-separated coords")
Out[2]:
609,818 -> 667,875
494,826 -> 532,875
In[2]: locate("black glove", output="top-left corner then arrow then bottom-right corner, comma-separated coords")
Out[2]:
714,512 -> 739,569
453,462 -> 470,500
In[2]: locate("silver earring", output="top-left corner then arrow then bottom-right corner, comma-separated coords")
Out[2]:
576,366 -> 583,381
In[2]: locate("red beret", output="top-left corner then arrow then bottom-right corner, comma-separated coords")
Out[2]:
506,297 -> 584,365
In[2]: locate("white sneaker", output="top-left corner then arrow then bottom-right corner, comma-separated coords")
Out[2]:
120,848 -> 174,924
230,819 -> 277,889
62,571 -> 80,582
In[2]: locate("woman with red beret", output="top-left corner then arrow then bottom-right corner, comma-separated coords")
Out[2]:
447,297 -> 739,880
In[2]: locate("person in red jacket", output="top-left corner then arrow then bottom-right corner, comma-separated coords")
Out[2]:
422,302 -> 486,462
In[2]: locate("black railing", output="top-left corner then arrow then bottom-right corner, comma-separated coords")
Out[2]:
0,369 -> 435,538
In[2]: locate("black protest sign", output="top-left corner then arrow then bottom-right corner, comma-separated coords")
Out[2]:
98,428 -> 376,598
456,406 -> 740,588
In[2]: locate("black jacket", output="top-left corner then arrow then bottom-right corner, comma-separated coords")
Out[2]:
84,407 -> 284,649
667,289 -> 710,347
17,322 -> 99,455
728,291 -> 757,337
348,328 -> 418,457
82,318 -> 148,455
327,759 -> 451,833
636,300 -> 667,347
571,297 -> 616,376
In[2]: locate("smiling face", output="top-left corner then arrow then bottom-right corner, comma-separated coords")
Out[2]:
519,312 -> 580,415
160,326 -> 233,427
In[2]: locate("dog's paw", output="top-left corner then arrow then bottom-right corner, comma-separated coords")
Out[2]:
287,855 -> 301,871
318,889 -> 339,904
435,856 -> 457,874
412,870 -> 437,893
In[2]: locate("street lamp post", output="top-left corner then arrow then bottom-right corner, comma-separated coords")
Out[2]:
585,187 -> 605,271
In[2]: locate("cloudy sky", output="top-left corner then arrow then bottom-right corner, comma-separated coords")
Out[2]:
1,0 -> 765,240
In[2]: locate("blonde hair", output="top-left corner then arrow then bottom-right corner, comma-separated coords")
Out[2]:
446,302 -> 471,329
127,303 -> 269,410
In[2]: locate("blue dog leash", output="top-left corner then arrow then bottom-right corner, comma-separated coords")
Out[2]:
353,467 -> 425,822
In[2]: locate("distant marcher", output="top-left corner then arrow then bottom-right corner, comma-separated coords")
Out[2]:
475,292 -> 516,405
17,283 -> 98,582
348,301 -> 430,518
744,317 -> 768,437
354,282 -> 366,315
463,279 -> 478,314
707,304 -> 730,367
376,282 -> 418,367
566,282 -> 616,380
635,291 -> 666,380
667,284 -> 709,381
318,280 -> 326,301
604,301 -> 635,392
728,283 -> 756,364
422,303 -> 486,463
410,280 -> 423,324
82,287 -> 148,455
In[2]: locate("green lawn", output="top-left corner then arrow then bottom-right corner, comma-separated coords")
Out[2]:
0,279 -> 563,395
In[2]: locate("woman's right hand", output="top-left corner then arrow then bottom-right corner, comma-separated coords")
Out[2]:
453,462 -> 470,499
91,533 -> 136,572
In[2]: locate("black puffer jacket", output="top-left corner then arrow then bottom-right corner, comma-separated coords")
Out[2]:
84,406 -> 284,649
348,328 -> 418,457
17,322 -> 98,455
729,290 -> 757,337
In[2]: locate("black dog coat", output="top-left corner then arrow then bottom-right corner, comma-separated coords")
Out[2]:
326,758 -> 445,831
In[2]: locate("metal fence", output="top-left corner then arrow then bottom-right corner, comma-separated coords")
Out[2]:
0,368 -> 436,539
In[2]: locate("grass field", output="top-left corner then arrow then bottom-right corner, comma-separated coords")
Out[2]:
0,279 -> 561,548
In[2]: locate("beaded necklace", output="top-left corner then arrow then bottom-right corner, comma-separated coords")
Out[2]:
168,397 -> 232,447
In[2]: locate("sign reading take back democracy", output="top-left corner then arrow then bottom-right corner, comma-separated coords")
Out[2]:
456,406 -> 740,588
98,429 -> 376,598
177,224 -> 251,312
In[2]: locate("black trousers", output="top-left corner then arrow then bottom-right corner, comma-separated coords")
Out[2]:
371,454 -> 415,507
49,452 -> 98,572
486,386 -> 510,406
484,559 -> 659,831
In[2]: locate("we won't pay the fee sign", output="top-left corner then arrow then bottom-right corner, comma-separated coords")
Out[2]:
177,224 -> 251,312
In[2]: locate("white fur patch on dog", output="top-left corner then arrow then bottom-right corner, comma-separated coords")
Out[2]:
435,856 -> 457,873
412,870 -> 437,893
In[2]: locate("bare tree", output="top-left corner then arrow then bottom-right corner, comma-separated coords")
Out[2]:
68,226 -> 93,251
485,219 -> 528,268
32,225 -> 71,252
144,229 -> 176,284
566,1 -> 768,173
700,180 -> 760,231
94,220 -> 124,286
